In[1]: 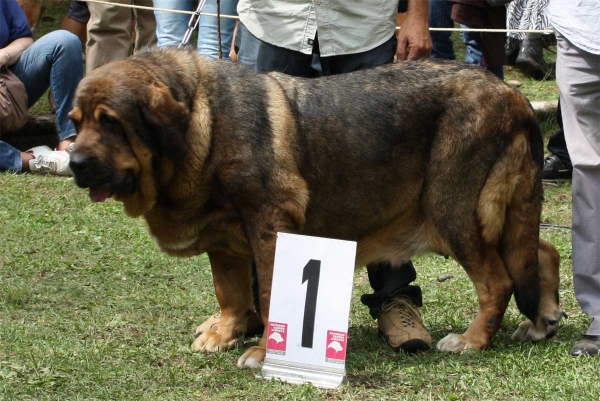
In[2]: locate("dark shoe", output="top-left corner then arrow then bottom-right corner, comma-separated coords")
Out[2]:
516,35 -> 554,80
570,335 -> 600,356
543,155 -> 572,181
378,296 -> 432,353
506,38 -> 520,66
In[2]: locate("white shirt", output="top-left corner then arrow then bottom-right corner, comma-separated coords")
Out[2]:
237,0 -> 398,57
546,0 -> 600,54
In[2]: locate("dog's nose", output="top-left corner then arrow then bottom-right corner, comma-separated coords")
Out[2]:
69,151 -> 91,176
69,151 -> 102,187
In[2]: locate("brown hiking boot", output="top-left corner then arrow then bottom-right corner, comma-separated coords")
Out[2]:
195,310 -> 264,338
378,295 -> 432,353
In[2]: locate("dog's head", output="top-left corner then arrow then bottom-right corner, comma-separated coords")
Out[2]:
69,59 -> 191,217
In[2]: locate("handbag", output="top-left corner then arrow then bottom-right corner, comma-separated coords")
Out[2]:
0,67 -> 29,133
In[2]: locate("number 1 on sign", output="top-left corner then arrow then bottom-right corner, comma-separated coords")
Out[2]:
301,259 -> 321,348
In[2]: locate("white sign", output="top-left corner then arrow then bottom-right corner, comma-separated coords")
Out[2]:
260,233 -> 356,388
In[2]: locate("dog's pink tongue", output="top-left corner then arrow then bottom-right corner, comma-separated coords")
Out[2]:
89,188 -> 111,203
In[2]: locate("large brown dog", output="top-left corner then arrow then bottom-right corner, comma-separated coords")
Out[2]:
69,48 -> 564,368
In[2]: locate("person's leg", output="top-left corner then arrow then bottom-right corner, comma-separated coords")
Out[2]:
86,0 -> 132,73
547,101 -> 571,164
320,35 -> 431,352
516,33 -> 553,80
10,30 -> 82,144
462,27 -> 503,79
361,262 -> 422,317
360,260 -> 431,352
0,141 -> 23,172
543,130 -> 572,181
153,0 -> 192,47
555,32 -> 600,355
133,0 -> 158,51
320,34 -> 396,75
428,0 -> 455,60
61,0 -> 90,48
236,22 -> 260,67
197,0 -> 238,60
543,100 -> 573,180
1,142 -> 71,175
254,33 -> 313,76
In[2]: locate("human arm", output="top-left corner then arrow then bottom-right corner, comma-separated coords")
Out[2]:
395,0 -> 432,61
0,0 -> 34,67
0,37 -> 33,67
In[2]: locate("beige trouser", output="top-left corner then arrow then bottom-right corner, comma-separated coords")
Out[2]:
86,0 -> 157,74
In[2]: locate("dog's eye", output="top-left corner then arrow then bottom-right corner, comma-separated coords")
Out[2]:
99,113 -> 121,131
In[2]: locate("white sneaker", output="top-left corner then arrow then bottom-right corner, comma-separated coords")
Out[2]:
27,145 -> 72,176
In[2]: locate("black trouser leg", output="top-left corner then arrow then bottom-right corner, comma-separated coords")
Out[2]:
360,261 -> 422,319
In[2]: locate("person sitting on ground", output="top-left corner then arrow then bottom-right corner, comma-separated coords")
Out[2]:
0,0 -> 83,176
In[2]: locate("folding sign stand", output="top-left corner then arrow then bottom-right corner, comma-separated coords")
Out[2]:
259,233 -> 356,389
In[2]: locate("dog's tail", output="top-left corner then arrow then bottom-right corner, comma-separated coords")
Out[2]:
478,101 -> 544,323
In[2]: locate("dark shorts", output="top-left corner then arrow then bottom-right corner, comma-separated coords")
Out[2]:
67,0 -> 90,24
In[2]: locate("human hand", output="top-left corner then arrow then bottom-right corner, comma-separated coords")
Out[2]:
395,13 -> 432,61
0,50 -> 10,68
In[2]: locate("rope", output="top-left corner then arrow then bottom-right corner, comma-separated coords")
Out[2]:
81,0 -> 238,18
81,0 -> 555,34
217,0 -> 222,59
540,223 -> 572,230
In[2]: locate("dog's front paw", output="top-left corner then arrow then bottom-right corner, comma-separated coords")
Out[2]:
191,329 -> 241,352
237,346 -> 265,368
511,311 -> 565,342
437,333 -> 479,353
511,319 -> 543,342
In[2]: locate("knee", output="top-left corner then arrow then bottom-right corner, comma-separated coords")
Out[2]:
43,30 -> 82,56
56,30 -> 83,53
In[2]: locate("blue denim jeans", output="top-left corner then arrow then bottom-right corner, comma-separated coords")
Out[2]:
153,0 -> 237,60
0,141 -> 22,172
1,30 -> 82,172
236,23 -> 259,67
462,27 -> 504,79
429,0 -> 456,60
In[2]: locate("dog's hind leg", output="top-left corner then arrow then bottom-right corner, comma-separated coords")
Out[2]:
437,248 -> 514,352
191,251 -> 258,352
511,239 -> 565,342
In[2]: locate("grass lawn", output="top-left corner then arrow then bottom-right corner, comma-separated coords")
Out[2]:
3,2 -> 598,400
1,174 -> 599,400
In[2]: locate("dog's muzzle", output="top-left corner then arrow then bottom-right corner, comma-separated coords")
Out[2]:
70,152 -> 106,187
70,151 -> 136,203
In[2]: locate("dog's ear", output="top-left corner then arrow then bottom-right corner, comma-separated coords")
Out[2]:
139,82 -> 190,161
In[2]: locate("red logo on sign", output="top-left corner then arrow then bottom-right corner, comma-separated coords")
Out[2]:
266,322 -> 288,355
325,330 -> 347,363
